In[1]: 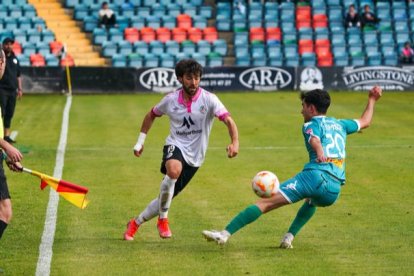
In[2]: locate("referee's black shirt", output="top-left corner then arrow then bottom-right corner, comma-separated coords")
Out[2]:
0,52 -> 20,93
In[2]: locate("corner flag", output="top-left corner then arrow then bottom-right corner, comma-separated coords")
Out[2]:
22,168 -> 89,209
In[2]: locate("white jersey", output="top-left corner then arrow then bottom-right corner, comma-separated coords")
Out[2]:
152,87 -> 230,167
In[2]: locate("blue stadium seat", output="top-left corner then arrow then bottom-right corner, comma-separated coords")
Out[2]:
13,30 -> 27,44
4,18 -> 18,30
193,15 -> 207,29
301,53 -> 317,66
167,4 -> 181,17
118,40 -> 133,55
128,54 -> 143,68
149,40 -> 164,55
159,53 -> 175,67
216,14 -> 231,31
136,7 -> 151,18
23,43 -> 37,56
284,57 -> 299,67
93,28 -> 107,44
197,40 -> 211,55
18,18 -> 32,31
152,5 -> 166,17
162,15 -> 176,29
83,16 -> 98,32
42,30 -> 55,43
130,16 -> 146,29
335,56 -> 349,66
182,41 -> 196,56
236,55 -> 251,66
74,4 -> 89,20
165,40 -> 180,55
109,28 -> 123,42
37,42 -> 50,56
212,39 -> 227,56
102,41 -> 117,57
199,6 -> 212,18
133,41 -> 149,55
45,54 -> 59,66
207,53 -> 223,67
18,54 -> 31,66
234,45 -> 249,58
146,15 -> 161,29
192,52 -> 206,67
143,53 -> 159,67
112,54 -> 127,67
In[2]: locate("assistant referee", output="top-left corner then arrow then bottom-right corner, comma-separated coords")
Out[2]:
0,37 -> 22,143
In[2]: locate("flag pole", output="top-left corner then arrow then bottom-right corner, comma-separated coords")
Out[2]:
63,43 -> 72,95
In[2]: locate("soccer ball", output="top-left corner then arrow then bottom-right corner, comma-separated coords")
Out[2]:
251,171 -> 279,198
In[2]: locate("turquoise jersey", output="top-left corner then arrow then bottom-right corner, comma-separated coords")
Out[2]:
302,116 -> 360,184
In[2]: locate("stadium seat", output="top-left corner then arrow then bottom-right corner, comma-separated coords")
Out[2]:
128,54 -> 143,68
30,53 -> 46,67
207,52 -> 223,67
102,41 -> 117,57
159,53 -> 175,67
192,52 -> 206,67
188,28 -> 203,43
112,54 -> 127,67
212,39 -> 227,56
134,41 -> 149,55
149,40 -> 164,55
177,14 -> 192,29
172,27 -> 187,43
197,40 -> 211,55
143,53 -> 159,67
140,27 -> 156,43
118,41 -> 133,55
165,40 -> 180,55
124,28 -> 139,43
203,27 -> 218,43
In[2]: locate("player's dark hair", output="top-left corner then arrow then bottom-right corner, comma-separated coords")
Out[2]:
175,59 -> 203,78
300,89 -> 331,114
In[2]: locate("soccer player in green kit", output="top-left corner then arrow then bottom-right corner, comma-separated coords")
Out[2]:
203,86 -> 382,248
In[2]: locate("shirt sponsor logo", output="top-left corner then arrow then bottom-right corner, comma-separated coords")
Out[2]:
239,67 -> 292,91
139,68 -> 181,92
342,66 -> 414,91
181,116 -> 195,129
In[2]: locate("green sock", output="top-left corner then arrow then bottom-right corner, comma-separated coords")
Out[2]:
288,201 -> 316,236
225,204 -> 262,235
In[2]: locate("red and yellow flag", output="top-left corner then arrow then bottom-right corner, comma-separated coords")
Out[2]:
23,168 -> 89,209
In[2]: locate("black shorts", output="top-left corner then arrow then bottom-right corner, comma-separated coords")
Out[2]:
160,145 -> 199,197
0,162 -> 10,200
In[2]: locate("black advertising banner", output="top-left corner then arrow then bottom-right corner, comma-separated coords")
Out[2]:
20,66 -> 414,94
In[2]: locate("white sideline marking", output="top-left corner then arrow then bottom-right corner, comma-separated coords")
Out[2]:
9,130 -> 18,141
35,95 -> 72,276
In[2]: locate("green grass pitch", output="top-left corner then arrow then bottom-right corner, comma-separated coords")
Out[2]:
0,92 -> 413,275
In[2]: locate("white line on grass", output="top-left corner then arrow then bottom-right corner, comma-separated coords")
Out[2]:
35,95 -> 72,276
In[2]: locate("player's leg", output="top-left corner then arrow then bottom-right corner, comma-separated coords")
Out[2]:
280,199 -> 316,249
3,94 -> 16,142
279,171 -> 340,248
156,159 -> 181,238
124,198 -> 158,240
202,192 -> 290,244
0,199 -> 12,239
0,166 -> 11,239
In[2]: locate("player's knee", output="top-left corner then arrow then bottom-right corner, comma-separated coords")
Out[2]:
0,201 -> 12,223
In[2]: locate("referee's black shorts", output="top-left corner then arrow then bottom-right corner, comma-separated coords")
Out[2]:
0,162 -> 10,200
160,145 -> 199,197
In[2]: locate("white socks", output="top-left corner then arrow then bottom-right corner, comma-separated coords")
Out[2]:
136,198 -> 159,225
158,175 -> 177,219
135,175 -> 177,225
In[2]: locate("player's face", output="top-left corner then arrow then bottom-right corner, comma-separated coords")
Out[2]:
301,101 -> 313,122
2,43 -> 12,54
180,73 -> 201,97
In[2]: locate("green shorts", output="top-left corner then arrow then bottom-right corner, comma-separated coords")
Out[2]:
279,169 -> 341,207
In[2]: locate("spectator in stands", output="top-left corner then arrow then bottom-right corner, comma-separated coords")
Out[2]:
400,41 -> 414,64
0,38 -> 22,144
99,2 -> 116,29
361,4 -> 380,30
345,4 -> 361,28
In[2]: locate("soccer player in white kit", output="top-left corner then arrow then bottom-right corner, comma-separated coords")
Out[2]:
124,59 -> 239,240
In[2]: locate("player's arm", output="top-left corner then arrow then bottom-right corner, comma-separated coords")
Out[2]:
133,110 -> 157,157
0,139 -> 23,172
222,116 -> 239,158
309,136 -> 327,163
358,86 -> 382,130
